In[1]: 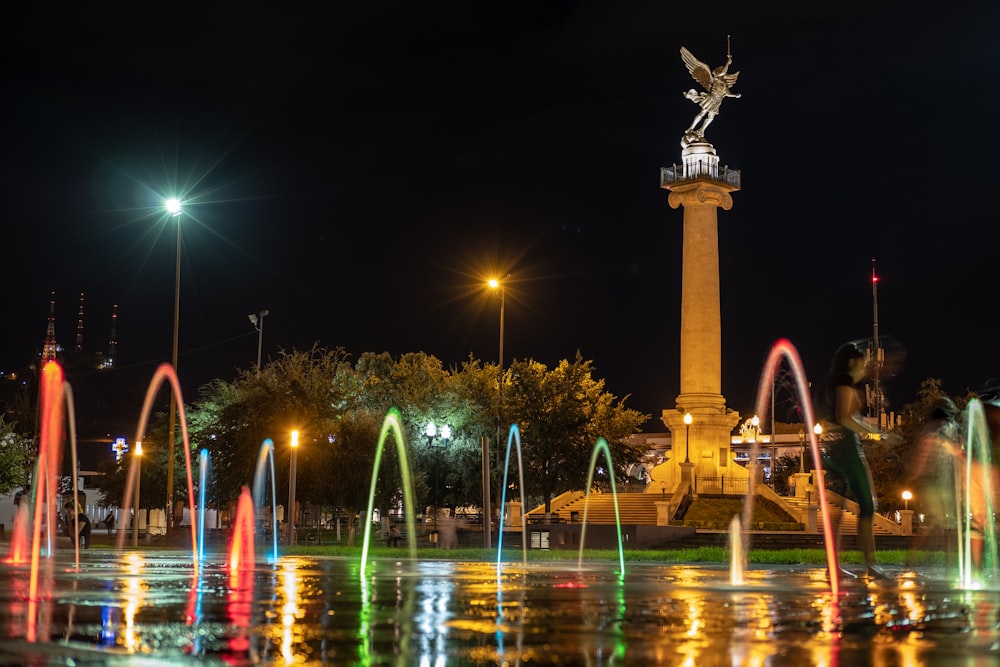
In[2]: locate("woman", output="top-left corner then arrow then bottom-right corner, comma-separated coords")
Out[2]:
821,342 -> 891,579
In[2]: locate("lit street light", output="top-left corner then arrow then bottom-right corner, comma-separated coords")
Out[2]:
902,489 -> 912,511
288,430 -> 299,545
424,421 -> 451,533
165,197 -> 183,540
683,412 -> 693,463
132,442 -> 143,548
486,275 -> 508,549
249,309 -> 270,374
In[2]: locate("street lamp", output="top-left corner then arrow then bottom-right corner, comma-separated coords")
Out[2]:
798,428 -> 805,473
683,412 -> 693,463
288,430 -> 299,545
248,309 -> 270,374
165,197 -> 183,540
424,421 -> 451,533
486,275 -> 507,549
132,442 -> 143,548
902,490 -> 912,511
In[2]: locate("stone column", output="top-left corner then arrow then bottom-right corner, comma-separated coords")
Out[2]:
793,472 -> 812,500
668,180 -> 735,411
899,509 -> 914,536
650,146 -> 742,494
655,501 -> 671,526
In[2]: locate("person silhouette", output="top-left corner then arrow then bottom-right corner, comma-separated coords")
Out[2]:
819,342 -> 895,579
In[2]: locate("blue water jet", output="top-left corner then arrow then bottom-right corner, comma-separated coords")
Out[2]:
496,424 -> 528,573
251,439 -> 279,564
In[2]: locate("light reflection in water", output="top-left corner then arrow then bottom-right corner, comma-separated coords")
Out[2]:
122,553 -> 145,653
4,555 -> 1000,663
280,559 -> 300,663
414,574 -> 453,667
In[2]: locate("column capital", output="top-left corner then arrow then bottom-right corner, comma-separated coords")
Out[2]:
667,181 -> 735,211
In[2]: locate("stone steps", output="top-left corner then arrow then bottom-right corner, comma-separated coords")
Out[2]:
525,493 -> 661,525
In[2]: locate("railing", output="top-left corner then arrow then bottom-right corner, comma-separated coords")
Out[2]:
660,164 -> 741,188
693,475 -> 749,495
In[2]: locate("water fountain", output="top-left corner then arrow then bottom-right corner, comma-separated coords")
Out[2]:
744,339 -> 840,596
252,438 -> 280,564
576,437 -> 626,579
959,398 -> 999,588
3,358 -> 1000,664
496,424 -> 528,571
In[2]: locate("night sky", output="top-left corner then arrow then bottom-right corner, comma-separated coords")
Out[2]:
4,3 -> 999,431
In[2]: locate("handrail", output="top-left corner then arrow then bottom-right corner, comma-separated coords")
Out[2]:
660,164 -> 741,188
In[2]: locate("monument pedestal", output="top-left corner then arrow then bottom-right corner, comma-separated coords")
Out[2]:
656,408 -> 741,493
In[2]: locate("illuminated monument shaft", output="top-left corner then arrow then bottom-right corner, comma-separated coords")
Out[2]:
653,144 -> 743,494
660,147 -> 741,486
672,178 -> 730,405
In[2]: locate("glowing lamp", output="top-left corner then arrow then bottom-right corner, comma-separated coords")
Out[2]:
165,197 -> 183,216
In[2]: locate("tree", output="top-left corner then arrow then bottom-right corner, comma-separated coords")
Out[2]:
181,346 -> 356,512
310,410 -> 381,545
503,354 -> 649,513
0,415 -> 34,495
173,346 -> 651,534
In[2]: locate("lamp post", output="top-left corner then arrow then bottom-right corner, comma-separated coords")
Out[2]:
902,490 -> 912,511
487,276 -> 507,549
424,421 -> 451,533
288,430 -> 299,545
683,412 -> 693,463
164,197 -> 183,540
249,309 -> 269,375
132,442 -> 143,548
798,428 -> 805,473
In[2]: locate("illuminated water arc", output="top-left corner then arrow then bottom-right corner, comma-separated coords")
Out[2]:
252,439 -> 279,564
117,363 -> 199,575
496,423 -> 528,573
27,362 -> 64,642
359,409 -> 418,578
747,339 -> 839,598
959,399 -> 998,588
576,437 -> 626,581
5,503 -> 30,565
197,449 -> 210,566
63,382 -> 81,570
729,515 -> 744,585
229,487 -> 256,577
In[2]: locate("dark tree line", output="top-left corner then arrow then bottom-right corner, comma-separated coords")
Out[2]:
88,347 -> 649,542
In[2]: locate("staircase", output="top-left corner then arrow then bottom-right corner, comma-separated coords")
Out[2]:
525,492 -> 662,525
782,494 -> 899,535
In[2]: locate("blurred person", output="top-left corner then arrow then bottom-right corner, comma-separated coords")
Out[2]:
906,397 -> 961,558
820,342 -> 896,579
63,500 -> 91,549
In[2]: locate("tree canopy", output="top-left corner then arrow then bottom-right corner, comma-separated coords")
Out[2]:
92,347 -> 650,528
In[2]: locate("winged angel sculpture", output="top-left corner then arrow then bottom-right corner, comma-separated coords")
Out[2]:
680,43 -> 740,146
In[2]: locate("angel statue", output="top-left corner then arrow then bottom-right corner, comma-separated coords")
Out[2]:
680,41 -> 740,145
